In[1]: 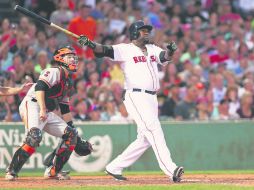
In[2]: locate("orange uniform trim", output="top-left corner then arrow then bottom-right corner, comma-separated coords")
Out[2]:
22,144 -> 35,155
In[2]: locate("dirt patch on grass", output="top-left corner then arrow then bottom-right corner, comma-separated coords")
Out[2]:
1,174 -> 254,188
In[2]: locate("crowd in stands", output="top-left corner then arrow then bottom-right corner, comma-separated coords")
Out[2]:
1,0 -> 254,122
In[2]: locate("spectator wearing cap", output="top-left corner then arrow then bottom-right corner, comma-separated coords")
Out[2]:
174,85 -> 198,120
68,1 -> 97,59
237,92 -> 254,119
161,84 -> 180,118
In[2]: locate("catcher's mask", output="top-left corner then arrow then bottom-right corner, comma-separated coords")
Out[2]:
54,46 -> 78,72
129,20 -> 153,41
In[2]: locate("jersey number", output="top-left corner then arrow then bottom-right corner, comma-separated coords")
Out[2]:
44,71 -> 50,77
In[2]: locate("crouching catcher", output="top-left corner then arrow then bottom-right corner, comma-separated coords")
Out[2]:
5,46 -> 91,181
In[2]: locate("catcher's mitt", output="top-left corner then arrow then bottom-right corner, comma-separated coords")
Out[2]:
74,136 -> 93,156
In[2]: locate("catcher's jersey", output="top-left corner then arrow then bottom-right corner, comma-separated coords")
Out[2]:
112,43 -> 167,91
25,67 -> 74,111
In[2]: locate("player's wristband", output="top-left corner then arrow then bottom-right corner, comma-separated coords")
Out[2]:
87,40 -> 96,49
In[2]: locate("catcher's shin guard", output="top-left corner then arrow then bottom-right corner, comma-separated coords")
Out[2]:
45,126 -> 77,175
6,144 -> 35,175
6,128 -> 41,176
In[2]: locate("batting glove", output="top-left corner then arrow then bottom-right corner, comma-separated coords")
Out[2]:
167,41 -> 177,56
78,35 -> 89,46
78,35 -> 96,49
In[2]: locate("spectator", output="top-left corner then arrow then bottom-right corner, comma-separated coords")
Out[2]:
225,86 -> 240,118
68,1 -> 97,59
34,50 -> 51,75
174,85 -> 198,120
237,92 -> 254,119
196,97 -> 209,120
73,99 -> 90,121
211,73 -> 226,104
161,84 -> 180,118
50,0 -> 74,46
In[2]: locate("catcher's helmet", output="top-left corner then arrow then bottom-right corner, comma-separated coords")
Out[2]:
129,20 -> 153,41
53,46 -> 78,72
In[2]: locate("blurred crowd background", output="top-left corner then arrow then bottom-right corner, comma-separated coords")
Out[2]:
1,0 -> 254,122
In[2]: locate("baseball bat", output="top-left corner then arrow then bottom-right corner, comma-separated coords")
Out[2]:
14,5 -> 79,39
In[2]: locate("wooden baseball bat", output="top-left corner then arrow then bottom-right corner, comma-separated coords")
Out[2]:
14,5 -> 79,39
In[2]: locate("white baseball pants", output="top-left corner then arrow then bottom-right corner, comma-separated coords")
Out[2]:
106,90 -> 177,178
19,96 -> 67,137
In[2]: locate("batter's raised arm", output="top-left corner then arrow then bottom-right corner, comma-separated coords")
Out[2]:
78,35 -> 114,59
159,42 -> 178,64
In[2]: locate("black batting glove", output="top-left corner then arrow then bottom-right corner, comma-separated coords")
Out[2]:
78,35 -> 96,49
78,35 -> 89,46
167,41 -> 177,56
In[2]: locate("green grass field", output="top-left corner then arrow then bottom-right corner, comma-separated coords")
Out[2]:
2,171 -> 254,190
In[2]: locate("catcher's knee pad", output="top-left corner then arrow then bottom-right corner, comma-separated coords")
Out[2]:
25,127 -> 42,148
62,126 -> 78,149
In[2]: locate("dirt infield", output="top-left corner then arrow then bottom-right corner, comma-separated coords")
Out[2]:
1,174 -> 254,188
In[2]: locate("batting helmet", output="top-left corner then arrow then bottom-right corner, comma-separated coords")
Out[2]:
129,20 -> 153,41
53,46 -> 78,72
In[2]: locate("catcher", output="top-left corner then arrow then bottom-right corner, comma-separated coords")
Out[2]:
5,46 -> 92,181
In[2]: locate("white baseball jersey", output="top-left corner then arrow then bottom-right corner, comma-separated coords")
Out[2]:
112,43 -> 168,91
106,43 -> 178,180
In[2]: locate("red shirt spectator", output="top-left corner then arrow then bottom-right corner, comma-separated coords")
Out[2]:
68,2 -> 97,59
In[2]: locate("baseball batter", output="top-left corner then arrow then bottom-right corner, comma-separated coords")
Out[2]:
78,20 -> 184,182
5,46 -> 79,181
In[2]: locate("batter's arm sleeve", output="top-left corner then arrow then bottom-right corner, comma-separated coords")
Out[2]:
78,35 -> 114,58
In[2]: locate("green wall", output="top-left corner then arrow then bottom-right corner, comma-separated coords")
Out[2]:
0,121 -> 253,172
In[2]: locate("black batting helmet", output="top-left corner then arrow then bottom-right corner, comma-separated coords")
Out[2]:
129,20 -> 153,41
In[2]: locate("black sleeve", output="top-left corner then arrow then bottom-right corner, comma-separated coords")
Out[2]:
35,80 -> 49,91
59,103 -> 70,115
159,51 -> 168,63
94,45 -> 114,59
